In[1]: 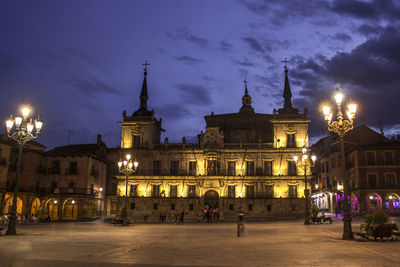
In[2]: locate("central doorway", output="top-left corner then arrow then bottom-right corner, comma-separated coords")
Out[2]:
204,190 -> 219,209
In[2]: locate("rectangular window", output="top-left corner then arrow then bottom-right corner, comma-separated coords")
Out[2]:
326,162 -> 329,172
264,161 -> 272,176
153,203 -> 158,210
367,174 -> 378,188
171,203 -> 175,210
385,173 -> 396,188
267,204 -> 271,212
384,152 -> 394,165
130,184 -> 138,197
152,185 -> 160,197
153,161 -> 161,175
52,161 -> 60,174
246,185 -> 255,198
289,185 -> 297,198
248,204 -> 253,211
170,161 -> 179,175
286,134 -> 296,148
228,185 -> 235,198
69,162 -> 77,174
189,161 -> 197,176
366,152 -> 376,166
132,135 -> 141,148
265,185 -> 274,198
69,182 -> 75,189
207,160 -> 217,175
229,204 -> 234,211
170,185 -> 177,197
288,161 -> 297,176
189,203 -> 194,211
246,161 -> 255,176
228,161 -> 236,176
130,203 -> 135,210
188,185 -> 196,197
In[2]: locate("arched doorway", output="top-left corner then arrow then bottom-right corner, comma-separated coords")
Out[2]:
31,198 -> 40,216
4,196 -> 23,215
45,198 -> 59,221
367,193 -> 382,212
204,190 -> 219,210
63,199 -> 78,220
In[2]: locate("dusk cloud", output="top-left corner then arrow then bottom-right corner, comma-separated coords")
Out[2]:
175,56 -> 204,65
175,83 -> 212,106
167,26 -> 208,47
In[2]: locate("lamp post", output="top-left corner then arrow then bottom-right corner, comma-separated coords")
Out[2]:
294,147 -> 316,225
118,154 -> 138,226
5,106 -> 43,235
322,88 -> 357,240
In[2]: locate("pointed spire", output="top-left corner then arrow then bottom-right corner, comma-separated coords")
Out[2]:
283,66 -> 293,109
140,60 -> 150,109
240,79 -> 254,114
278,62 -> 298,115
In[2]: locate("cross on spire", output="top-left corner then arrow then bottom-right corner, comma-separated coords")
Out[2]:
281,58 -> 290,70
142,60 -> 150,73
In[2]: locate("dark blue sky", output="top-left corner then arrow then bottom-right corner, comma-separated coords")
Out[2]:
1,1 -> 400,149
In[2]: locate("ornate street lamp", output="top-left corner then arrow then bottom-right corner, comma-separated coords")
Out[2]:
322,88 -> 357,240
294,147 -> 316,225
5,105 -> 43,235
118,154 -> 138,226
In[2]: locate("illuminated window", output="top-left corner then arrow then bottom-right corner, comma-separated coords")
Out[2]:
264,161 -> 272,176
170,185 -> 177,197
228,161 -> 236,176
228,185 -> 235,198
289,185 -> 297,198
189,161 -> 197,176
188,185 -> 196,197
286,134 -> 296,148
130,185 -> 137,197
207,160 -> 217,175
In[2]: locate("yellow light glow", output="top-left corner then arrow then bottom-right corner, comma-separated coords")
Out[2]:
134,161 -> 139,168
21,106 -> 31,118
123,160 -> 127,166
5,116 -> 14,131
118,161 -> 122,168
389,195 -> 393,200
311,155 -> 317,162
302,147 -> 307,154
369,195 -> 373,200
322,106 -> 331,116
337,184 -> 342,190
126,154 -> 131,160
348,103 -> 357,113
335,92 -> 343,105
15,117 -> 22,127
293,155 -> 298,162
128,162 -> 133,168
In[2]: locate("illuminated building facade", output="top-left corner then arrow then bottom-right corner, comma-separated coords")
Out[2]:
110,67 -> 312,221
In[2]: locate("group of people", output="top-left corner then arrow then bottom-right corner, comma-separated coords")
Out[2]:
158,211 -> 185,224
0,213 -> 39,224
203,207 -> 219,223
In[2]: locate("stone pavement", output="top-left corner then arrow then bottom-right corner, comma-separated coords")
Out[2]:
0,219 -> 399,267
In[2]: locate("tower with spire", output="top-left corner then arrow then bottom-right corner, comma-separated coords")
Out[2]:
239,80 -> 255,114
119,61 -> 164,149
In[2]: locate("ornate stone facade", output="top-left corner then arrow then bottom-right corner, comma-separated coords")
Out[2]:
111,67 -> 312,222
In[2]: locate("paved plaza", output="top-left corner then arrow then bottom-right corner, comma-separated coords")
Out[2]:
0,219 -> 399,267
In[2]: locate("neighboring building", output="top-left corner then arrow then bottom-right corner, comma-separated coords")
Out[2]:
0,134 -> 107,221
312,126 -> 400,215
112,66 -> 312,222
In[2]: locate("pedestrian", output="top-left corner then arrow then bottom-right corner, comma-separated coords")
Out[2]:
237,207 -> 245,237
174,212 -> 178,224
180,210 -> 184,224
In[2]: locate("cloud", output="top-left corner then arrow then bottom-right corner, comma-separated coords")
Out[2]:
202,76 -> 214,81
157,103 -> 192,119
330,0 -> 400,21
289,26 -> 400,137
167,26 -> 208,47
231,56 -> 255,67
175,56 -> 204,65
219,41 -> 233,51
242,37 -> 265,52
65,74 -> 122,97
331,33 -> 352,42
175,83 -> 212,105
357,24 -> 384,36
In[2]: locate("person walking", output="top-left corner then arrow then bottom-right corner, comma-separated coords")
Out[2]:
237,207 -> 245,237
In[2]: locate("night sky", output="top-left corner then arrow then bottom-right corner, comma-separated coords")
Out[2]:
1,1 -> 400,149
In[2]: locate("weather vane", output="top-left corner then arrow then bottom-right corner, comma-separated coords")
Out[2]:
143,60 -> 150,72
